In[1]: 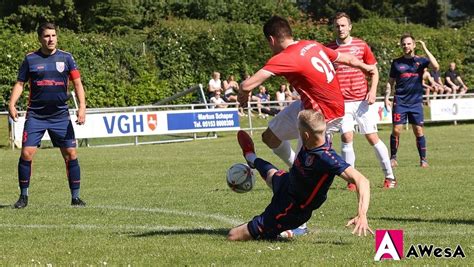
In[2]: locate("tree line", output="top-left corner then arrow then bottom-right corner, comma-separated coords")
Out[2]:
0,0 -> 471,34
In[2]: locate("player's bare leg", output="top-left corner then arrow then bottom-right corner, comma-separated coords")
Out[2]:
262,128 -> 295,167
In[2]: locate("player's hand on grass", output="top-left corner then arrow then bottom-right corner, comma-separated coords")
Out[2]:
76,107 -> 86,125
346,215 -> 374,237
8,105 -> 18,122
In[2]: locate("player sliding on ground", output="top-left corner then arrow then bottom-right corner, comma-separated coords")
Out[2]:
228,109 -> 373,241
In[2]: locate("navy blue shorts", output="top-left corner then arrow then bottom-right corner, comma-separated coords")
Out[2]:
392,103 -> 424,126
247,170 -> 312,240
22,116 -> 77,148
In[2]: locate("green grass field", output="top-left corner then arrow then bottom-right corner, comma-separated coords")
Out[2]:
0,117 -> 473,265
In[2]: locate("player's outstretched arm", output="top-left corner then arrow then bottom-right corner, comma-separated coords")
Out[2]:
238,69 -> 272,107
335,52 -> 376,76
8,81 -> 24,122
339,166 -> 373,237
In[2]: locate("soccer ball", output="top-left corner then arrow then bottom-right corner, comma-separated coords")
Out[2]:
226,163 -> 256,193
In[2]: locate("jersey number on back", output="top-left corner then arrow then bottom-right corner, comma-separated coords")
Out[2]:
311,51 -> 336,83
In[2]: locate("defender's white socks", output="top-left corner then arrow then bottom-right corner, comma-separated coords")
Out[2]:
373,140 -> 395,179
272,140 -> 295,167
341,142 -> 356,167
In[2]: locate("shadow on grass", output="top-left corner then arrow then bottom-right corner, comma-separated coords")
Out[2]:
0,204 -> 12,209
376,216 -> 474,225
130,227 -> 229,238
312,239 -> 351,246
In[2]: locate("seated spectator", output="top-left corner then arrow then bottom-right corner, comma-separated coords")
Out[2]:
430,69 -> 452,98
208,71 -> 223,98
209,91 -> 228,108
223,74 -> 245,116
275,83 -> 292,108
444,62 -> 468,97
422,68 -> 437,105
255,85 -> 279,117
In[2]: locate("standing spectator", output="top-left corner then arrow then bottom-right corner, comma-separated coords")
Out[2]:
444,62 -> 468,97
208,71 -> 223,98
8,22 -> 87,208
326,12 -> 396,190
384,33 -> 440,168
209,90 -> 228,109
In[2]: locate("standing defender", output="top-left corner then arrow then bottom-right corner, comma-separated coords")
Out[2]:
384,33 -> 439,168
8,22 -> 87,208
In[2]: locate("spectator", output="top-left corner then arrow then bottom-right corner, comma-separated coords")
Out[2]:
209,90 -> 227,108
444,62 -> 468,97
275,83 -> 292,108
208,71 -> 223,98
223,74 -> 245,116
429,69 -> 452,98
422,68 -> 437,105
256,85 -> 279,117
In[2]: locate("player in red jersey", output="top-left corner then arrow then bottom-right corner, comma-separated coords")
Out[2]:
238,16 -> 375,236
238,16 -> 376,168
326,12 -> 396,190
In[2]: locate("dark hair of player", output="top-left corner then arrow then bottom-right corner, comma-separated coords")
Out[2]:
263,16 -> 293,42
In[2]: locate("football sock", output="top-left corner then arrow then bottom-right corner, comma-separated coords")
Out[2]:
389,134 -> 399,159
18,158 -> 32,196
373,140 -> 395,179
66,159 -> 81,198
245,153 -> 257,165
341,142 -> 355,167
416,136 -> 427,161
254,158 -> 277,181
272,140 -> 295,167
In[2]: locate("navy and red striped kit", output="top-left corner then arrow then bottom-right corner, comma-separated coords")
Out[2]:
247,145 -> 350,239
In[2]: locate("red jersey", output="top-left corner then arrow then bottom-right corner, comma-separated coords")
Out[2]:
262,40 -> 344,122
326,37 -> 377,101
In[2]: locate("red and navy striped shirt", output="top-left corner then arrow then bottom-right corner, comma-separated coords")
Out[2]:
17,49 -> 81,118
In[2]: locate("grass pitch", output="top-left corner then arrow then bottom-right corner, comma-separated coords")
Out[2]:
0,116 -> 473,265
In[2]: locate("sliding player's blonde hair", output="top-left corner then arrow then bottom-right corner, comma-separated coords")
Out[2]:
297,109 -> 326,135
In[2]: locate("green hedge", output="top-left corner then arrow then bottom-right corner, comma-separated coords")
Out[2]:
0,18 -> 472,110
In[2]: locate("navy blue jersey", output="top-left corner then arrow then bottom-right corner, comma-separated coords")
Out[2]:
288,145 -> 350,211
17,49 -> 80,118
389,56 -> 430,105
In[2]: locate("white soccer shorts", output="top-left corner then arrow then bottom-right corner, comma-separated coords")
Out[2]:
340,100 -> 378,135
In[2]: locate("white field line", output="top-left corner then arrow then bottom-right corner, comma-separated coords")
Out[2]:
92,205 -> 244,225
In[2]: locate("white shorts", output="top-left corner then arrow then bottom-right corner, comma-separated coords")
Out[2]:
340,101 -> 378,134
268,100 -> 342,141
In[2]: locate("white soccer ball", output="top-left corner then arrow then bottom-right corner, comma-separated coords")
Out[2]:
226,163 -> 256,193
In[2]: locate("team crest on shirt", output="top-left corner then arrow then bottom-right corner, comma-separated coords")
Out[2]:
305,155 -> 315,166
56,62 -> 65,72
147,114 -> 157,131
